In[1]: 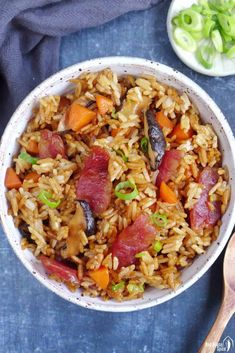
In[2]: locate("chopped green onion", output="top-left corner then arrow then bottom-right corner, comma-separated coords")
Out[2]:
223,40 -> 235,52
173,28 -> 197,52
112,281 -> 125,292
218,14 -> 231,33
135,252 -> 145,258
19,151 -> 38,165
38,190 -> 61,209
171,0 -> 235,69
226,44 -> 235,57
111,110 -> 118,119
115,149 -> 128,162
221,30 -> 233,42
218,14 -> 235,37
198,0 -> 211,8
115,179 -> 138,201
209,0 -> 235,11
127,283 -> 144,294
196,41 -> 216,69
172,15 -> 181,27
191,4 -> 203,13
140,137 -> 149,153
150,213 -> 168,227
191,31 -> 204,41
153,241 -> 163,253
203,19 -> 216,38
179,9 -> 203,32
211,29 -> 224,52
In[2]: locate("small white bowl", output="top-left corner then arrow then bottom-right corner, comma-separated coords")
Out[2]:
167,0 -> 235,76
0,57 -> 235,312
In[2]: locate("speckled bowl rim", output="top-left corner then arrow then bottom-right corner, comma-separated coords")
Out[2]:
0,57 -> 235,312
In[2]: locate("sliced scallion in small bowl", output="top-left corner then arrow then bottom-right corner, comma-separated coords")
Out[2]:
171,0 -> 235,70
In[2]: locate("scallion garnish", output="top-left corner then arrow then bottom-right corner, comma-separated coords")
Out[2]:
211,29 -> 223,53
171,0 -> 235,69
135,252 -> 145,258
226,44 -> 235,58
173,28 -> 197,52
203,19 -> 215,38
38,190 -> 61,209
127,283 -> 144,294
210,0 -> 234,12
196,40 -> 216,69
115,179 -> 138,201
19,151 -> 38,165
150,212 -> 168,227
112,281 -> 125,292
179,9 -> 203,33
153,240 -> 163,253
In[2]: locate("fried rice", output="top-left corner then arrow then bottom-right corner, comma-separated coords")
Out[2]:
5,69 -> 230,301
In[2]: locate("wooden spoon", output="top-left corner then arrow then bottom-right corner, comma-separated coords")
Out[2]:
198,233 -> 235,353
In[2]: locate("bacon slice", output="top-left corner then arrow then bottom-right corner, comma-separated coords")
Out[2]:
76,146 -> 111,214
207,201 -> 221,226
190,167 -> 221,230
38,129 -> 66,159
111,214 -> 156,268
40,255 -> 79,285
156,150 -> 183,187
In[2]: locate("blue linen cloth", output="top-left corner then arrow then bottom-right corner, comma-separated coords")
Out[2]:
0,0 -> 162,134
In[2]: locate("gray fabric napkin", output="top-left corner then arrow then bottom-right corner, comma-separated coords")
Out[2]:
0,0 -> 163,134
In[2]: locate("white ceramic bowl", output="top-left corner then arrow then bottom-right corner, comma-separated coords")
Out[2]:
0,57 -> 235,312
167,0 -> 235,76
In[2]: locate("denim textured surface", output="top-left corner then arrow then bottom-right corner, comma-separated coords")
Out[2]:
0,1 -> 234,352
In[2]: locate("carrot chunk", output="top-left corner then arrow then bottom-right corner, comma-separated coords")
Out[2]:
159,181 -> 178,204
40,255 -> 79,285
89,266 -> 110,290
96,95 -> 113,115
25,139 -> 39,155
111,128 -> 120,137
156,111 -> 174,130
68,103 -> 96,132
24,172 -> 40,183
4,167 -> 22,189
171,123 -> 193,142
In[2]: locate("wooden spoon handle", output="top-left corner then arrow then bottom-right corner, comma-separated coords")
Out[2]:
198,295 -> 234,353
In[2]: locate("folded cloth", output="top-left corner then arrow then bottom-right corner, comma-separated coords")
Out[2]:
0,0 -> 163,135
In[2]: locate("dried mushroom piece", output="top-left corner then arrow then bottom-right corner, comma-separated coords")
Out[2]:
79,200 -> 96,236
144,109 -> 166,170
61,201 -> 96,258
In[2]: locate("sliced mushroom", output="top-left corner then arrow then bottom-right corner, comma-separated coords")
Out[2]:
19,222 -> 36,244
57,113 -> 68,132
79,201 -> 96,236
144,109 -> 166,170
85,100 -> 96,110
69,202 -> 87,236
61,201 -> 96,258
